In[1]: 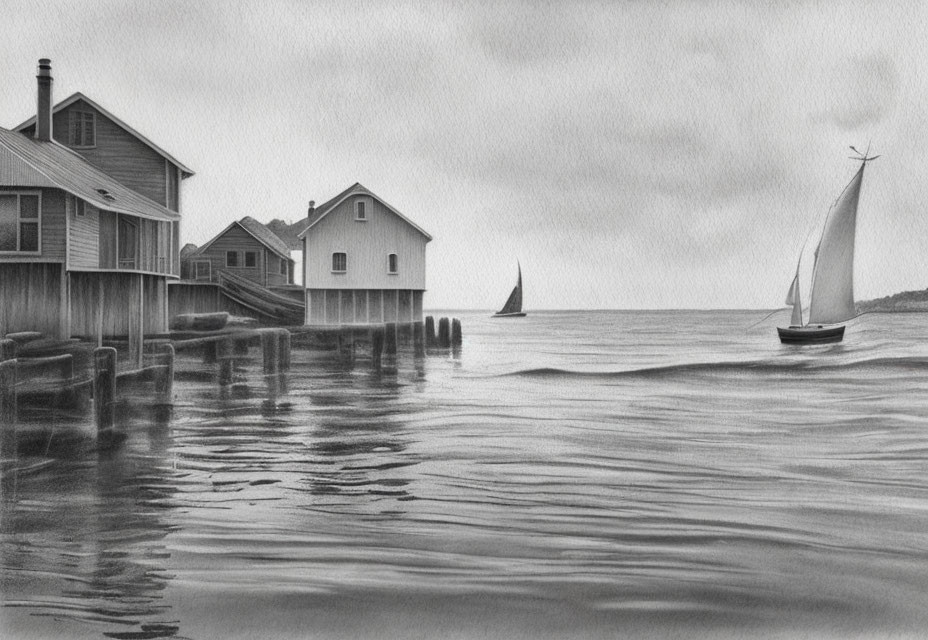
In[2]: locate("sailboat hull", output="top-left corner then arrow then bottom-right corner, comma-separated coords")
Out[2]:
492,312 -> 526,318
777,325 -> 845,344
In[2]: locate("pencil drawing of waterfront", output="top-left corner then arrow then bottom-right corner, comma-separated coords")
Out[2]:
3,2 -> 928,639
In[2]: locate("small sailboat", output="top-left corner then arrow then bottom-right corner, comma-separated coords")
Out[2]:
493,262 -> 526,317
777,147 -> 878,344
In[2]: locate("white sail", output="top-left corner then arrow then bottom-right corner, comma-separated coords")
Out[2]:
808,163 -> 865,325
785,273 -> 803,326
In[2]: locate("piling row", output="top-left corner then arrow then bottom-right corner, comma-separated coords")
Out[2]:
421,316 -> 462,350
1,317 -> 464,453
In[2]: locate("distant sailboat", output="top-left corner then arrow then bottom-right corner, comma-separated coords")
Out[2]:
777,148 -> 878,344
493,262 -> 526,318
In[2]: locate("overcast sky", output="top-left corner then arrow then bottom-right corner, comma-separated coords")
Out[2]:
2,1 -> 926,309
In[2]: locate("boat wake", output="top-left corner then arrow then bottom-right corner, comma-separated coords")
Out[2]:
498,355 -> 928,381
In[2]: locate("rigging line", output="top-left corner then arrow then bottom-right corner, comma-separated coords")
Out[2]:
746,307 -> 787,330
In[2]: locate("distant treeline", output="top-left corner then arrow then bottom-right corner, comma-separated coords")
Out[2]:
857,289 -> 928,313
266,219 -> 305,251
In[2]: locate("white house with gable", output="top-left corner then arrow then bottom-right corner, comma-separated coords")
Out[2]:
297,183 -> 431,325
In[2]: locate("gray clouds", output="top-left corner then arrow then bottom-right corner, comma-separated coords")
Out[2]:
2,1 -> 927,308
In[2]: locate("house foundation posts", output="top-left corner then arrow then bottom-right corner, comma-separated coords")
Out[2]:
93,347 -> 117,442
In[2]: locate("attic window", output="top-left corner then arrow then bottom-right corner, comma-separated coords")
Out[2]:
68,111 -> 96,147
355,200 -> 367,221
96,188 -> 116,202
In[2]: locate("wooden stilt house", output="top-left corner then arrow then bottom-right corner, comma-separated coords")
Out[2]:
0,59 -> 192,353
298,183 -> 431,326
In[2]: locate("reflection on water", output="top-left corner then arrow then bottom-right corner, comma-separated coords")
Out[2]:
3,312 -> 928,639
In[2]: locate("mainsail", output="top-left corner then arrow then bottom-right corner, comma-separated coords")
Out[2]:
497,263 -> 523,315
808,162 -> 866,325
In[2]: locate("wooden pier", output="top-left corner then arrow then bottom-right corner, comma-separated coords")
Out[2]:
0,316 -> 463,455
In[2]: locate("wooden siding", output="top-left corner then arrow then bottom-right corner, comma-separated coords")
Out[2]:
265,251 -> 291,287
168,282 -> 221,317
69,272 -> 168,338
168,281 -> 285,322
167,160 -> 179,212
21,99 -> 169,206
68,201 -> 100,268
193,226 -> 294,286
0,187 -> 65,263
0,263 -> 62,335
305,288 -> 423,325
304,196 -> 427,290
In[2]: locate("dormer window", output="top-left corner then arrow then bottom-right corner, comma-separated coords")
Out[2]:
355,200 -> 367,221
68,111 -> 96,147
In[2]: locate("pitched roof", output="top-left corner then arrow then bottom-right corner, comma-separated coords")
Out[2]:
296,182 -> 432,240
14,92 -> 194,177
194,216 -> 294,261
238,216 -> 293,260
0,127 -> 180,222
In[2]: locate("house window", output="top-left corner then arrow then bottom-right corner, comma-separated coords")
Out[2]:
226,251 -> 239,267
0,192 -> 41,253
194,260 -> 211,281
244,251 -> 257,268
388,253 -> 398,274
355,200 -> 367,221
68,111 -> 96,147
332,252 -> 347,273
279,259 -> 287,275
66,194 -> 85,218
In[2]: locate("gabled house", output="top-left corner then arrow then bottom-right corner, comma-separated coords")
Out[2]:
297,183 -> 431,325
182,216 -> 294,287
0,59 -> 192,344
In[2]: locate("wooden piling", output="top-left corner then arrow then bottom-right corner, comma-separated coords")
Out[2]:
278,330 -> 291,372
451,318 -> 462,347
370,326 -> 384,369
0,359 -> 16,426
262,331 -> 280,375
384,322 -> 398,356
424,316 -> 436,348
93,347 -> 117,440
203,341 -> 217,365
0,360 -> 16,457
155,343 -> 174,402
437,317 -> 451,348
413,322 -> 425,357
217,338 -> 234,386
0,339 -> 16,362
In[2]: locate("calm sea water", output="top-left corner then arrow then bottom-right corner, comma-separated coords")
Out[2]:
3,310 -> 928,639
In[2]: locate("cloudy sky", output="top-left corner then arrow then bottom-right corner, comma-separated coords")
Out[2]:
2,1 -> 926,309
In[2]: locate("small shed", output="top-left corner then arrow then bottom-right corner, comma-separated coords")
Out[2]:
183,216 -> 294,287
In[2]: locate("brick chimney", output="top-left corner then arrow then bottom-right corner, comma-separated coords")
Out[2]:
35,58 -> 53,142
307,200 -> 315,218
